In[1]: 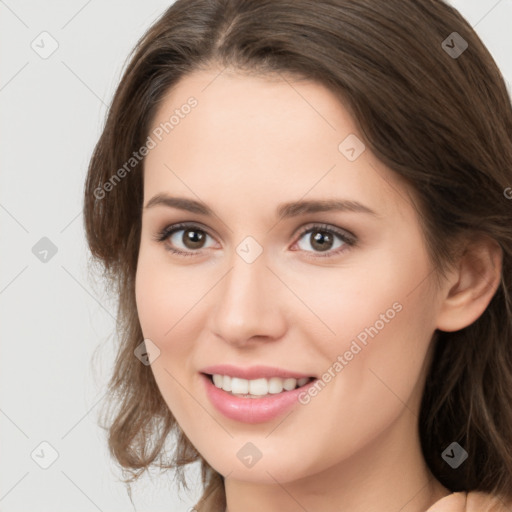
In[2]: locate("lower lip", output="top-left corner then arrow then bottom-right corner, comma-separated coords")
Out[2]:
201,373 -> 317,424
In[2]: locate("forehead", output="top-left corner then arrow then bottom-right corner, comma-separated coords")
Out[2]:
142,68 -> 410,220
148,67 -> 357,151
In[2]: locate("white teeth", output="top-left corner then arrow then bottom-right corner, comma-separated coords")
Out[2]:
230,377 -> 249,394
268,377 -> 284,394
211,374 -> 312,396
248,378 -> 268,396
283,378 -> 297,391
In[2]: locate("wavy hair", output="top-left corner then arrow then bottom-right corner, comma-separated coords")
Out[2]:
83,1 -> 512,509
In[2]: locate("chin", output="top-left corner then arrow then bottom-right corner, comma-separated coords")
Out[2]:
204,448 -> 315,485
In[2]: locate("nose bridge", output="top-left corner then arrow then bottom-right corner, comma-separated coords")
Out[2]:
210,244 -> 285,344
221,249 -> 268,320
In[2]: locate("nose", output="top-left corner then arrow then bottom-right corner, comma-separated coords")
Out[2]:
208,249 -> 287,347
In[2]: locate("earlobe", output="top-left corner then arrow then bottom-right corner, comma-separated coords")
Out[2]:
435,236 -> 503,332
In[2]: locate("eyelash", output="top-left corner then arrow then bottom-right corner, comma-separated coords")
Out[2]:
152,222 -> 357,259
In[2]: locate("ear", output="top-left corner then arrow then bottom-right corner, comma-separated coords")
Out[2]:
436,235 -> 503,332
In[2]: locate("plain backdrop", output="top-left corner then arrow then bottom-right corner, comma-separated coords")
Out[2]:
1,1 -> 511,511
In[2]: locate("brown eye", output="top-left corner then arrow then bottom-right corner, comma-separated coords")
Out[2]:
180,228 -> 207,249
308,231 -> 335,252
294,224 -> 355,257
155,223 -> 216,255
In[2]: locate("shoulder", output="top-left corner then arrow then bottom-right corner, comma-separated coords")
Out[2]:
465,491 -> 512,512
426,491 -> 512,512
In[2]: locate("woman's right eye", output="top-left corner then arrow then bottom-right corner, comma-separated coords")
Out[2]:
153,222 -> 217,257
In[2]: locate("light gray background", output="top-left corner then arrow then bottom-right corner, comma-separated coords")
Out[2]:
1,1 -> 511,511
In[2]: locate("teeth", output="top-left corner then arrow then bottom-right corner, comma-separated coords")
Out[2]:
211,374 -> 312,396
248,378 -> 267,395
231,377 -> 249,394
268,377 -> 284,394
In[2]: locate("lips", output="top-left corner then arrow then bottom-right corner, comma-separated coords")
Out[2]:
199,364 -> 319,422
200,364 -> 316,380
200,372 -> 318,423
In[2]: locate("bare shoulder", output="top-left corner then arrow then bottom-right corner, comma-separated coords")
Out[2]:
426,491 -> 512,512
466,491 -> 512,512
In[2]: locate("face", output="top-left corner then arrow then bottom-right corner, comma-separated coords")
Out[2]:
135,67 -> 444,485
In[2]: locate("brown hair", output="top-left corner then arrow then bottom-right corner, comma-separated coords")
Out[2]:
83,0 -> 512,509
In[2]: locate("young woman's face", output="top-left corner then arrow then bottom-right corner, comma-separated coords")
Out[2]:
136,68 -> 445,484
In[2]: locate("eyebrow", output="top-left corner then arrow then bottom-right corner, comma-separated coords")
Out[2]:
144,194 -> 378,219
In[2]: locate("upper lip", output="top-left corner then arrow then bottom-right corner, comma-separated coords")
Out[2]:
200,364 -> 315,380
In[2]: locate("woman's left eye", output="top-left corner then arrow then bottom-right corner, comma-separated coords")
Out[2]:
153,222 -> 356,258
292,224 -> 356,257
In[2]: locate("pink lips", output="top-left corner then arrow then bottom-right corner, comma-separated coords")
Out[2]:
200,365 -> 317,424
200,364 -> 314,380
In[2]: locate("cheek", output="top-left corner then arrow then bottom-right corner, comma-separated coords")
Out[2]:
134,252 -> 210,417
290,237 -> 435,359
135,248 -> 202,341
296,241 -> 437,419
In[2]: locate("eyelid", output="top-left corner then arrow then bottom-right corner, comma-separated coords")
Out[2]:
294,222 -> 356,244
291,222 -> 356,258
152,221 -> 218,256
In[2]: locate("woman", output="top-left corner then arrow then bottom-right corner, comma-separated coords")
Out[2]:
83,1 -> 512,510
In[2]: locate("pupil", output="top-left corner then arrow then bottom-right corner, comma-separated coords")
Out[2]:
184,229 -> 204,249
311,231 -> 332,251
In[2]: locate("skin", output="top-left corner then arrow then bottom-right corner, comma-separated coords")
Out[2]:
135,66 -> 502,512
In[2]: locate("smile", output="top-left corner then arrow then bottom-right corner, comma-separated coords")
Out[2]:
209,374 -> 314,397
200,372 -> 319,423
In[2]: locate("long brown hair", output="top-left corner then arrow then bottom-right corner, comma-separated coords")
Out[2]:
83,1 -> 512,509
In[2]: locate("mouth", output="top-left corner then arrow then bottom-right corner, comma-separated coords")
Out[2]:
200,368 -> 320,423
201,373 -> 316,398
